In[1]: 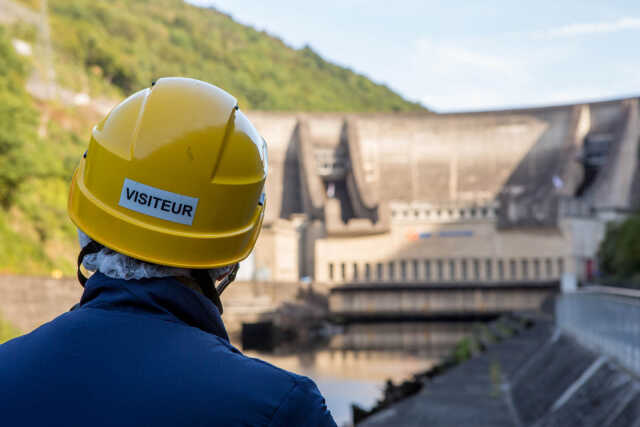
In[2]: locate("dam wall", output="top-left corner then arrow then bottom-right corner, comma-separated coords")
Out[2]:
361,315 -> 640,427
0,275 -> 80,333
240,98 -> 640,285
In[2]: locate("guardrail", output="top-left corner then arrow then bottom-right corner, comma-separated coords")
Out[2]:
556,285 -> 640,376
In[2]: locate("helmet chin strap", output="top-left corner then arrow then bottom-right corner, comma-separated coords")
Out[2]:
189,269 -> 222,314
216,264 -> 239,295
76,241 -> 104,287
189,264 -> 239,316
70,241 -> 104,311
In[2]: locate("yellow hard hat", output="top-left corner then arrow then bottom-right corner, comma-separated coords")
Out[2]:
68,77 -> 267,269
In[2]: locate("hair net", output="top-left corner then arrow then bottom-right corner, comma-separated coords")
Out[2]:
78,229 -> 234,281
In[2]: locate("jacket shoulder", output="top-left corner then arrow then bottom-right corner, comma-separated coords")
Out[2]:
207,351 -> 336,426
266,372 -> 337,427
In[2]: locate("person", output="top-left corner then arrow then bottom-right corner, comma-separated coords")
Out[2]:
0,77 -> 337,426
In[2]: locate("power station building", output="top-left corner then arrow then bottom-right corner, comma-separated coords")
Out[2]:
238,98 -> 639,289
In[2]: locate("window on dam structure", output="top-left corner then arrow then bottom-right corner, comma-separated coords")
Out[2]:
376,263 -> 383,281
497,260 -> 504,280
365,263 -> 371,281
425,260 -> 431,281
486,259 -> 493,281
329,263 -> 334,281
461,260 -> 468,281
400,261 -> 407,281
521,259 -> 529,280
473,259 -> 480,280
510,260 -> 517,280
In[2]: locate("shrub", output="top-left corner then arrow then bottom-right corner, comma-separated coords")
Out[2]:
598,214 -> 640,284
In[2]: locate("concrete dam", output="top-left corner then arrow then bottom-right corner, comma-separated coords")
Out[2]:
243,97 -> 639,318
2,97 -> 639,326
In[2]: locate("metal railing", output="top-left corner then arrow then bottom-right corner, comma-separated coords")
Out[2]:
557,196 -> 594,218
556,286 -> 640,376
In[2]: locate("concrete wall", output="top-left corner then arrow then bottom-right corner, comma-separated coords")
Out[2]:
355,111 -> 552,204
248,103 -> 614,212
362,313 -> 640,427
0,275 -> 81,333
0,273 -> 305,337
220,279 -> 304,335
316,216 -> 569,284
329,286 -> 555,316
557,290 -> 640,378
586,99 -> 640,211
561,217 -> 606,280
244,112 -> 298,225
252,219 -> 300,282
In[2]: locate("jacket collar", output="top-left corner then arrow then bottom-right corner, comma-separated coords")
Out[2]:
79,272 -> 229,342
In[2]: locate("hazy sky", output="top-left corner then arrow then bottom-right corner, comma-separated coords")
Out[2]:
187,0 -> 640,112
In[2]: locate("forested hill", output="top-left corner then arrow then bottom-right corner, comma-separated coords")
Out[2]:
13,0 -> 425,112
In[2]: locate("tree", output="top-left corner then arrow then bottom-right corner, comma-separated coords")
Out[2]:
598,214 -> 640,284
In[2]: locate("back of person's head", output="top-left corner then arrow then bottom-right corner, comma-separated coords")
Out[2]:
68,77 -> 268,312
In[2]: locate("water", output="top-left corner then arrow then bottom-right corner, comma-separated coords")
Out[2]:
235,321 -> 477,426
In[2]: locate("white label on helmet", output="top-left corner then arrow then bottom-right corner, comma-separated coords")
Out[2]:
118,178 -> 199,226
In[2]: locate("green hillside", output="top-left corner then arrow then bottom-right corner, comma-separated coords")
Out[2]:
0,26 -> 84,276
0,0 -> 424,276
17,0 -> 425,112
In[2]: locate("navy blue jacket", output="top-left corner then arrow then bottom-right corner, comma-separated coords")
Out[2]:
0,273 -> 336,426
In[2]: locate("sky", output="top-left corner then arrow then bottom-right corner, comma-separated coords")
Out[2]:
187,0 -> 640,112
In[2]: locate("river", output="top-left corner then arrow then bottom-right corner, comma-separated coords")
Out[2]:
235,321 -> 478,426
